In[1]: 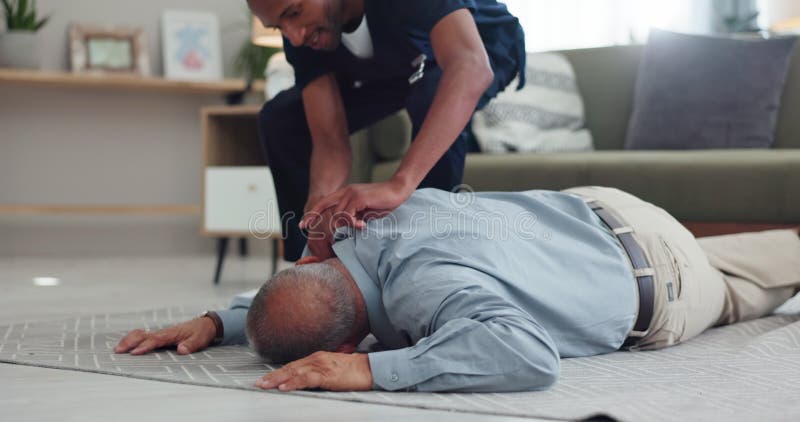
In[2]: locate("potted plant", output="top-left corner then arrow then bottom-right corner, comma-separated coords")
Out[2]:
226,10 -> 280,103
1,0 -> 49,69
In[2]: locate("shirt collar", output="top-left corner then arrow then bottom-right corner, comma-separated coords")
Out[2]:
331,227 -> 407,349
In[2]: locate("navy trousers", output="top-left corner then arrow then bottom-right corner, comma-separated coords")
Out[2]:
258,67 -> 468,261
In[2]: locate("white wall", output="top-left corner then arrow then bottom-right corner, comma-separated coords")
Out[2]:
504,0 -> 715,53
1,0 -> 270,257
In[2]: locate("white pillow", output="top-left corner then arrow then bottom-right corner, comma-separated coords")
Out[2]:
264,52 -> 295,100
472,52 -> 594,154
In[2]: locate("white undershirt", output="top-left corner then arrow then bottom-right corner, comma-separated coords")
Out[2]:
340,15 -> 374,59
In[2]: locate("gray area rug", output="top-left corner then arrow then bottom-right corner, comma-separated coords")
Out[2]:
2,306 -> 799,422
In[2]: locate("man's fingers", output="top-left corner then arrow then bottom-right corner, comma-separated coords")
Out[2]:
177,334 -> 203,355
114,329 -> 147,353
256,367 -> 296,389
300,208 -> 325,229
301,194 -> 344,228
328,208 -> 352,230
129,337 -> 161,355
278,372 -> 324,392
344,200 -> 366,225
295,256 -> 319,266
129,327 -> 182,355
333,193 -> 353,215
255,368 -> 322,392
299,212 -> 321,230
115,323 -> 201,355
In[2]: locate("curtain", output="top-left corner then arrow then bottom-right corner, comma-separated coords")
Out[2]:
502,0 -> 715,52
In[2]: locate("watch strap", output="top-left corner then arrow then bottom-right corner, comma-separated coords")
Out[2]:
202,310 -> 224,346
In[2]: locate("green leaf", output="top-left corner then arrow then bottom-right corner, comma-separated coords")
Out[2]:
28,0 -> 35,26
34,14 -> 48,31
2,0 -> 13,21
23,11 -> 35,29
16,0 -> 28,27
2,0 -> 14,28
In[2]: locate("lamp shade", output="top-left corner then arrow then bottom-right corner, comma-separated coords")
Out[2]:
772,16 -> 800,33
758,0 -> 800,29
252,17 -> 284,48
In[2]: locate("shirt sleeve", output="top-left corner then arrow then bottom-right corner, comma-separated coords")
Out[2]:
215,293 -> 255,346
283,38 -> 335,90
367,287 -> 560,393
393,0 -> 477,35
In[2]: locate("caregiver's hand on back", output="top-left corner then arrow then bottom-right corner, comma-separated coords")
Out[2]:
300,179 -> 413,232
114,317 -> 217,355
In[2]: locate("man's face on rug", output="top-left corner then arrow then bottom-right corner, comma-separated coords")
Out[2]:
249,0 -> 345,51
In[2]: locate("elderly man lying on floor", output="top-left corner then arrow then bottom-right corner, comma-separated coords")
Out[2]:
115,186 -> 800,393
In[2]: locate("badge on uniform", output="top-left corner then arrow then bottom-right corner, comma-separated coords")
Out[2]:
409,54 -> 427,85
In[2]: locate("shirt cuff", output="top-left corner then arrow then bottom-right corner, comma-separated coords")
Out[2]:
368,348 -> 417,391
215,308 -> 248,346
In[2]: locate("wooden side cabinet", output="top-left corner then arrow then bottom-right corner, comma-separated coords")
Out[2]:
201,105 -> 282,284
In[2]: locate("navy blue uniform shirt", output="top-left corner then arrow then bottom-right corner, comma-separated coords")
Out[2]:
283,0 -> 526,108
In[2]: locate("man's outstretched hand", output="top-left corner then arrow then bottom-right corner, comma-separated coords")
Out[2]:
114,317 -> 217,356
254,352 -> 373,392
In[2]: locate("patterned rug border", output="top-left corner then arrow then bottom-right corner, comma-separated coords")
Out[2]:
0,356 -> 581,421
4,306 -> 800,422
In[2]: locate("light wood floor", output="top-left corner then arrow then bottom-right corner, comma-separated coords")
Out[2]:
0,256 -> 550,422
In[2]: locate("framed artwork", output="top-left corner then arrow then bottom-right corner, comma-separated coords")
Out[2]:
69,24 -> 150,76
161,10 -> 223,81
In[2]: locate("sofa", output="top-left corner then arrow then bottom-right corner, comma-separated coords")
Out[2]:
347,44 -> 800,235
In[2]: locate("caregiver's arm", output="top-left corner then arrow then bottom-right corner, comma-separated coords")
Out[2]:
369,289 -> 561,393
389,8 -> 493,193
301,9 -> 494,228
303,73 -> 351,209
302,73 -> 352,258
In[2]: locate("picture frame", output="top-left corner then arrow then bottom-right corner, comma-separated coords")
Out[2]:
161,10 -> 223,81
69,24 -> 150,76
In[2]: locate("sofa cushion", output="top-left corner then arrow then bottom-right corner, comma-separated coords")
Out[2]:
368,111 -> 412,161
626,30 -> 797,150
371,150 -> 800,222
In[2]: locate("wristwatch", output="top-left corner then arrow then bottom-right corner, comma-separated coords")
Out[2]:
200,310 -> 224,346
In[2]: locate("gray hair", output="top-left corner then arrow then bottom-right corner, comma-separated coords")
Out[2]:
245,263 -> 356,363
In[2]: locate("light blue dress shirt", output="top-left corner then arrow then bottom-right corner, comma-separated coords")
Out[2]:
218,188 -> 637,392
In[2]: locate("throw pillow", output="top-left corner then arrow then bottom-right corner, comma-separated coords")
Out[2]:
625,30 -> 797,150
265,52 -> 295,100
472,52 -> 595,154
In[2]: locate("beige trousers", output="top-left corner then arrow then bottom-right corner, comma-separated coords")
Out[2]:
564,186 -> 800,350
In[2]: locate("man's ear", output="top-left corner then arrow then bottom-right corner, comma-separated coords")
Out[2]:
336,343 -> 357,354
295,256 -> 322,266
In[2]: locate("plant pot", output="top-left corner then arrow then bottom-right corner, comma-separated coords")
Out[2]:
0,30 -> 42,69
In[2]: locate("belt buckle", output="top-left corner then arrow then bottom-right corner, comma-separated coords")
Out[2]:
628,329 -> 648,338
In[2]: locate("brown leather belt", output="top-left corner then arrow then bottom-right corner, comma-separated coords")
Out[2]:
586,200 -> 655,347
